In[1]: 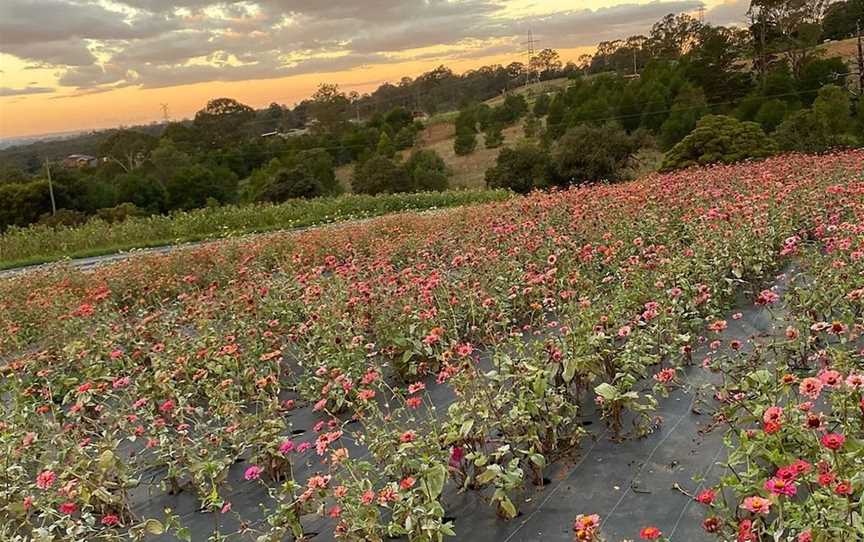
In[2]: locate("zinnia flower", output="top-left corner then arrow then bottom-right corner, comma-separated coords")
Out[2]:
639,526 -> 662,540
36,470 -> 56,490
821,433 -> 845,450
741,495 -> 771,514
244,465 -> 263,481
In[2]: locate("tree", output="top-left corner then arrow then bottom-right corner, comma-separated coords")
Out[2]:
523,114 -> 541,139
99,130 -> 158,173
661,115 -> 776,170
529,49 -> 563,79
774,110 -> 837,152
165,164 -> 238,210
659,84 -> 708,149
533,93 -> 551,116
754,99 -> 788,132
114,172 -> 168,213
798,57 -> 849,105
812,84 -> 851,134
552,124 -> 639,184
261,165 -> 324,201
404,150 -> 449,192
351,155 -> 410,195
822,0 -> 864,40
309,83 -> 351,133
647,13 -> 703,59
193,98 -> 255,148
485,144 -> 552,193
377,131 -> 396,157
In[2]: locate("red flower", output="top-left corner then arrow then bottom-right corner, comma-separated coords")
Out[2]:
58,502 -> 78,515
821,433 -> 845,450
834,480 -> 853,496
399,430 -> 416,443
639,526 -> 662,540
695,488 -> 716,505
702,517 -> 721,533
101,514 -> 120,526
399,476 -> 416,490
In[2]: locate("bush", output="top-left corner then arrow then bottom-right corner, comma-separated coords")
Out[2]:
552,124 -> 639,184
454,129 -> 477,156
404,150 -> 450,192
523,114 -> 541,139
812,84 -> 852,134
661,115 -> 776,171
37,209 -> 88,228
533,93 -> 551,116
96,203 -> 145,224
754,99 -> 788,133
484,124 -> 504,148
351,155 -> 411,195
261,165 -> 324,201
659,85 -> 708,150
485,143 -> 552,193
774,110 -> 842,154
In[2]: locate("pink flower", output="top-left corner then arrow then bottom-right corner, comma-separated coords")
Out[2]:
101,514 -> 120,526
818,369 -> 842,387
798,531 -> 812,542
799,377 -> 823,400
764,477 -> 797,497
158,399 -> 174,414
221,502 -> 232,514
279,440 -> 295,455
399,430 -> 416,443
653,368 -> 676,383
618,325 -> 632,337
762,406 -> 783,426
36,470 -> 56,490
741,495 -> 771,515
244,465 -> 263,481
755,289 -> 779,305
845,373 -> 864,389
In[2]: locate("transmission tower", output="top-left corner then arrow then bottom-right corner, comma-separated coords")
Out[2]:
522,29 -> 541,87
160,103 -> 169,122
698,6 -> 705,23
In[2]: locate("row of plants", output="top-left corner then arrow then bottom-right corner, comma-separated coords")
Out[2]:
575,154 -> 864,541
1,151 -> 863,541
0,189 -> 510,270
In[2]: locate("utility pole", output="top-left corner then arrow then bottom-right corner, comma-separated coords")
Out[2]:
857,20 -> 863,96
698,6 -> 705,24
44,161 -> 57,216
632,47 -> 638,76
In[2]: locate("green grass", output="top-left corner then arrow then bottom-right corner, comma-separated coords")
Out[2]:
0,190 -> 512,271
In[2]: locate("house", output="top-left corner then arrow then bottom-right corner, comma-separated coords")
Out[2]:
412,111 -> 429,122
62,154 -> 98,168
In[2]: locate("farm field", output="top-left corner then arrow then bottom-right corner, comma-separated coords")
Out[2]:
3,150 -> 864,542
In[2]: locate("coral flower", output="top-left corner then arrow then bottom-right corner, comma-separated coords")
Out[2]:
36,470 -> 56,490
799,377 -> 823,400
639,526 -> 662,540
741,496 -> 771,515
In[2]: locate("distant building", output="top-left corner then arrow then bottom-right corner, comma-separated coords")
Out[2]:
62,154 -> 98,168
412,111 -> 430,122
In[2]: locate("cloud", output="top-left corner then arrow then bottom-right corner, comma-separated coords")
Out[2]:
0,85 -> 55,97
705,0 -> 751,25
0,0 -> 171,46
3,0 -> 715,93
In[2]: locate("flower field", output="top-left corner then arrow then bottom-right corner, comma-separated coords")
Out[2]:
0,190 -> 510,271
2,150 -> 864,542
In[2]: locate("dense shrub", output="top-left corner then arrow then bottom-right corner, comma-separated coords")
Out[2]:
484,124 -> 504,148
552,124 -> 639,184
754,99 -> 788,133
484,143 -> 553,193
351,155 -> 411,195
404,150 -> 450,192
661,115 -> 776,171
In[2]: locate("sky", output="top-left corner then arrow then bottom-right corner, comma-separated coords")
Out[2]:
0,0 -> 750,138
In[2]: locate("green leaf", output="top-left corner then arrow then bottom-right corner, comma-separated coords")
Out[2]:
498,496 -> 517,519
98,450 -> 115,471
426,464 -> 446,498
144,519 -> 164,535
563,358 -> 577,383
460,419 -> 474,438
476,467 -> 498,485
594,382 -> 619,401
